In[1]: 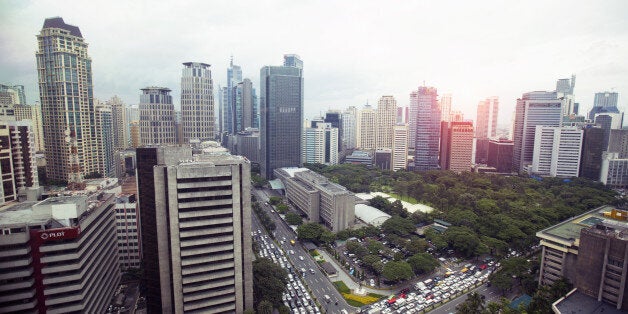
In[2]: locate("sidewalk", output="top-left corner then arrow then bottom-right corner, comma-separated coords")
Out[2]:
317,249 -> 399,295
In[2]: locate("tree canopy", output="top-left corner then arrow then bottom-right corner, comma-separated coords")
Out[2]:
253,258 -> 288,306
382,261 -> 413,282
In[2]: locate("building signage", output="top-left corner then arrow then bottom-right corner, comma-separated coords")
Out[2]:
37,227 -> 80,242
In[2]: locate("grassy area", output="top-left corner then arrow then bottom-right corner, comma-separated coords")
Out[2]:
333,281 -> 351,294
388,192 -> 419,204
332,281 -> 382,306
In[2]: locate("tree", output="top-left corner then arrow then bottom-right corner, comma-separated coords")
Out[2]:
405,237 -> 428,255
253,258 -> 287,306
407,252 -> 439,275
490,271 -> 513,295
369,196 -> 391,212
346,240 -> 368,258
285,212 -> 303,225
381,216 -> 416,237
456,292 -> 485,314
319,230 -> 336,245
276,203 -> 289,214
257,300 -> 273,314
444,226 -> 480,257
296,223 -> 325,242
366,239 -> 385,255
269,196 -> 282,205
362,254 -> 384,275
382,261 -> 413,282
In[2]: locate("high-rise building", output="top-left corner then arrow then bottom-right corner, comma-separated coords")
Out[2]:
412,86 -> 441,171
512,91 -> 563,173
450,110 -> 464,122
235,78 -> 258,132
115,194 -> 141,270
376,96 -> 397,149
36,17 -> 101,183
537,205 -> 628,311
220,58 -> 243,136
580,126 -> 606,180
7,120 -> 40,198
531,126 -> 583,178
181,62 -> 214,142
341,107 -> 357,151
139,87 -> 175,145
487,139 -> 514,173
260,55 -> 304,179
227,128 -> 260,163
594,113 -> 625,150
440,121 -> 474,173
589,91 -> 620,120
0,124 -> 16,204
107,96 -> 128,151
129,121 -> 140,148
391,124 -> 408,171
14,104 -> 45,152
357,105 -> 376,150
324,110 -> 342,152
600,152 -> 628,188
0,194 -> 120,313
475,96 -> 499,164
397,106 -> 409,124
608,129 -> 628,158
439,93 -> 452,123
303,122 -> 338,165
137,147 -> 253,313
95,102 -> 115,177
556,75 -> 576,116
0,84 -> 26,105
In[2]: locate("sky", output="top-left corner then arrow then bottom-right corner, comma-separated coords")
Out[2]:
1,0 -> 627,126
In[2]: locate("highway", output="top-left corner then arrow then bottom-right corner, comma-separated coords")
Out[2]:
252,187 -> 356,313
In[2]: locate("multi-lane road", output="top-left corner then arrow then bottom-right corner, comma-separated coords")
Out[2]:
251,187 -> 356,313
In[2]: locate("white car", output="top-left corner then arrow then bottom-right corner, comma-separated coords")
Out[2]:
370,278 -> 375,286
299,256 -> 304,261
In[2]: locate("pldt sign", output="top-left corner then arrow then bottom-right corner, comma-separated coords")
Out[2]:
38,227 -> 80,242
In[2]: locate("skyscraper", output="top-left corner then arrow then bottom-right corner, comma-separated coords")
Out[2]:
260,55 -> 304,179
139,87 -> 175,145
412,86 -> 441,171
589,91 -> 620,120
341,106 -> 357,151
440,121 -> 474,173
475,97 -> 499,164
556,75 -> 576,116
303,122 -> 339,165
391,124 -> 408,171
376,96 -> 397,149
579,126 -> 605,180
95,102 -> 115,177
356,105 -> 376,149
36,17 -> 101,184
14,103 -> 45,152
236,78 -> 258,131
181,62 -> 214,142
0,84 -> 26,105
439,93 -> 452,123
107,96 -> 127,151
531,126 -> 583,178
324,110 -> 342,151
221,58 -> 243,136
512,91 -> 563,173
137,147 -> 253,313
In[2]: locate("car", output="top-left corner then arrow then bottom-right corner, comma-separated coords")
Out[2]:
370,278 -> 375,286
310,268 -> 315,274
299,256 -> 304,261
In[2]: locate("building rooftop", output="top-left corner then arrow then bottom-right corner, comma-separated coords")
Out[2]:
355,204 -> 391,226
42,17 -> 82,37
0,201 -> 45,227
537,205 -> 628,245
553,290 -> 625,314
276,167 -> 309,178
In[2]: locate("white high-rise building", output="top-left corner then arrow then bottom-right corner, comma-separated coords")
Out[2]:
513,91 -> 563,173
392,124 -> 408,171
531,126 -> 583,177
476,97 -> 499,139
376,96 -> 397,149
139,87 -> 176,145
303,122 -> 339,165
440,93 -> 452,122
14,104 -> 45,152
341,106 -> 357,150
181,62 -> 214,142
357,105 -> 376,150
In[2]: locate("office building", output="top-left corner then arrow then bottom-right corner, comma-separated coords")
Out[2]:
556,75 -> 576,116
137,147 -> 253,313
7,121 -> 40,199
589,91 -> 620,120
227,128 -> 260,163
115,194 -> 141,270
475,97 -> 499,163
36,17 -> 101,183
235,78 -> 258,132
129,121 -> 140,148
0,194 -> 120,313
0,124 -> 16,204
275,168 -> 355,232
531,126 -> 583,178
450,110 -> 464,122
95,103 -> 115,177
139,87 -> 176,145
595,113 -> 625,150
181,62 -> 214,142
412,86 -> 441,170
107,96 -> 128,151
487,139 -> 514,173
260,55 -> 304,179
391,124 -> 408,171
14,104 -> 44,152
324,110 -> 342,151
356,105 -> 376,150
376,96 -> 397,149
513,91 -> 563,173
303,122 -> 338,165
344,150 -> 373,167
600,152 -> 628,188
439,93 -> 452,123
579,126 -> 606,180
608,129 -> 628,158
537,205 -> 628,310
440,121 -> 474,173
220,58 -> 243,136
0,84 -> 25,105
341,107 -> 357,151
375,149 -> 392,170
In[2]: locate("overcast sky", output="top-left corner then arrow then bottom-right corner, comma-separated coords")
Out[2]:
1,0 -> 627,125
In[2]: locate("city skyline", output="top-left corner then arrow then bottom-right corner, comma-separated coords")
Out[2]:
1,1 -> 627,125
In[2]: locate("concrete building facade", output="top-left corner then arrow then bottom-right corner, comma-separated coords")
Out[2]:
181,62 -> 214,142
376,96 -> 397,149
302,122 -> 339,165
412,86 -> 441,171
14,104 -> 44,152
139,87 -> 176,145
391,124 -> 408,171
531,126 -> 583,178
115,194 -> 141,270
357,105 -> 376,150
341,107 -> 357,151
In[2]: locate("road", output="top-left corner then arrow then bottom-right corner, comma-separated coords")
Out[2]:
252,187 -> 356,314
428,282 -> 503,314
